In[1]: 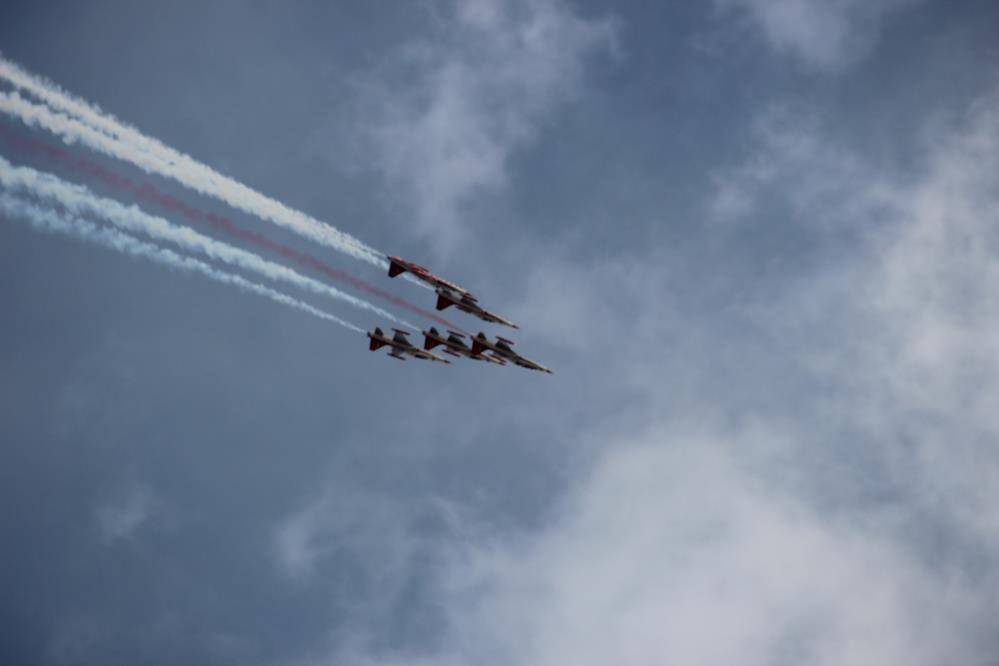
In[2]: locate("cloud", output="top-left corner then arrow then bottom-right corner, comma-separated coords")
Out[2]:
708,106 -> 889,227
355,0 -> 616,249
272,487 -> 413,584
95,483 -> 154,544
272,480 -> 468,653
713,0 -> 920,71
431,428 -> 984,666
330,85 -> 999,665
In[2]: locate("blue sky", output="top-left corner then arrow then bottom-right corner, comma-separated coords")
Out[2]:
2,1 -> 999,664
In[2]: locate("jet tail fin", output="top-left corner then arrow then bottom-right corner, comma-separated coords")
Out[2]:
436,293 -> 453,310
369,327 -> 387,351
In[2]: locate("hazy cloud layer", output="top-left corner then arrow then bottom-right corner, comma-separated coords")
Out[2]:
2,2 -> 998,666
714,0 -> 921,70
323,84 -> 999,666
356,0 -> 615,248
95,482 -> 154,544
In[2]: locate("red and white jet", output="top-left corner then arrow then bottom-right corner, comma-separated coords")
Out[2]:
387,256 -> 471,296
471,332 -> 553,374
435,287 -> 519,330
422,327 -> 507,365
368,327 -> 450,364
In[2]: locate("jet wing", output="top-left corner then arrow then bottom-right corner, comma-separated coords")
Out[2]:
413,348 -> 451,364
391,329 -> 415,346
512,356 -> 553,374
480,309 -> 519,329
477,352 -> 507,365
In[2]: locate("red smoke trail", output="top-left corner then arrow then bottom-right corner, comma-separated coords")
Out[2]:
0,127 -> 466,333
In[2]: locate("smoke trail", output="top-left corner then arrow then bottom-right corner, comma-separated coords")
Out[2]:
0,55 -> 382,265
0,83 -> 406,277
0,154 -> 415,329
0,192 -> 365,333
0,127 -> 466,332
0,55 -> 134,144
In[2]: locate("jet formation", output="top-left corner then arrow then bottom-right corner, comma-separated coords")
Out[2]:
368,256 -> 552,374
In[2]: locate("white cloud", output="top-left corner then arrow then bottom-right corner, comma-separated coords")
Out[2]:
274,494 -> 327,580
713,0 -> 920,71
330,86 -> 999,665
273,487 -> 419,583
272,480 -> 469,648
357,0 -> 615,249
432,429 -> 982,666
94,483 -> 154,544
709,107 -> 890,227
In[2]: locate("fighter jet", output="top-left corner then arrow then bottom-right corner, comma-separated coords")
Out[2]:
435,287 -> 519,330
423,327 -> 507,365
367,327 -> 450,364
387,255 -> 471,296
471,332 -> 553,374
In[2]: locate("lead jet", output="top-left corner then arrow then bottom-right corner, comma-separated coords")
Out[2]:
471,332 -> 553,374
368,327 -> 450,364
423,327 -> 507,365
387,255 -> 471,296
435,287 -> 519,330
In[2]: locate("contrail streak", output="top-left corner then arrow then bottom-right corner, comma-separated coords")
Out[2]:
0,192 -> 365,333
0,88 -> 364,261
0,154 -> 415,329
0,127 -> 465,332
0,63 -> 428,286
0,54 -> 383,264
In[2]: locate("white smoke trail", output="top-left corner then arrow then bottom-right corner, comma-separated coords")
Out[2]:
0,88 -> 369,262
0,154 -> 415,329
0,55 -> 141,145
0,192 -> 365,333
0,70 -> 412,279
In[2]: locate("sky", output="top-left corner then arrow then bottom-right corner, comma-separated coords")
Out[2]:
1,1 -> 998,664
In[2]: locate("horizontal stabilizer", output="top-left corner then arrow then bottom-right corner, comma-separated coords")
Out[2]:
436,293 -> 453,310
369,337 -> 386,351
388,260 -> 405,278
424,335 -> 442,350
